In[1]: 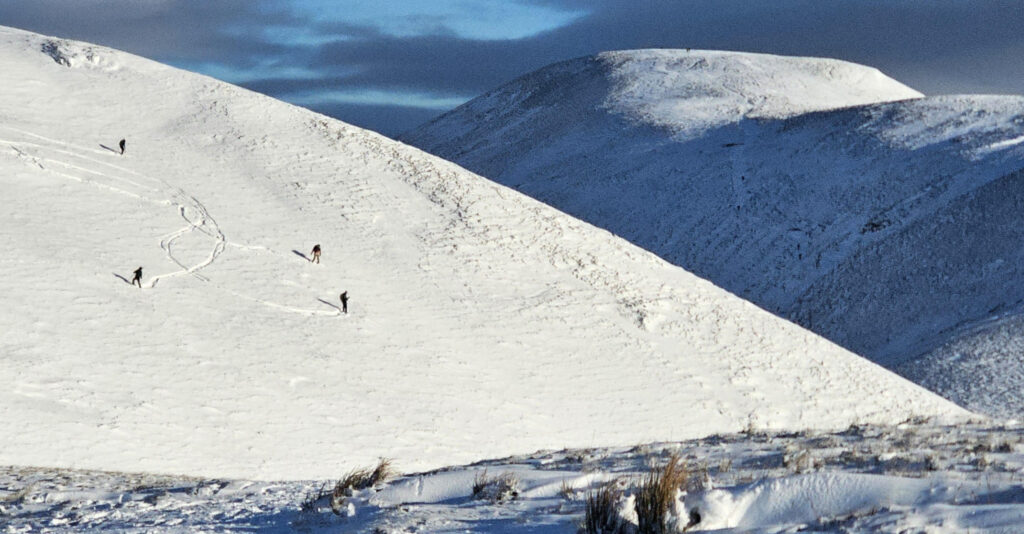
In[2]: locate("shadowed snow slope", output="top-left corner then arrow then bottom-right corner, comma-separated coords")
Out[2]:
404,50 -> 1024,417
898,315 -> 1024,420
0,28 -> 968,480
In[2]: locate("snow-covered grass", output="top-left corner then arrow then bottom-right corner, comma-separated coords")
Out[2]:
403,49 -> 1024,417
5,420 -> 1024,533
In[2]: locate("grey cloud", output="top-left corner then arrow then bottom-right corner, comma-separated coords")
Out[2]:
308,33 -> 562,95
3,0 -> 1023,137
0,0 -> 299,63
525,0 -> 1024,94
293,0 -> 1024,106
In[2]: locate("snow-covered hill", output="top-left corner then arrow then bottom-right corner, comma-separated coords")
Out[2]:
0,27 -> 969,481
406,49 -> 921,150
403,50 -> 1024,416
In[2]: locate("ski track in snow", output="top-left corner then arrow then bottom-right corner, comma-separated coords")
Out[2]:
0,124 -> 337,316
1,128 -> 224,286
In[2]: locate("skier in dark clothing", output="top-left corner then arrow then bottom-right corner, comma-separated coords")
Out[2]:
131,266 -> 143,287
119,139 -> 126,155
310,244 -> 321,264
340,291 -> 348,314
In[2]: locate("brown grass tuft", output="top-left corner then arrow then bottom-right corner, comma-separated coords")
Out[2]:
634,453 -> 688,534
329,458 -> 396,515
471,470 -> 520,503
582,480 -> 628,534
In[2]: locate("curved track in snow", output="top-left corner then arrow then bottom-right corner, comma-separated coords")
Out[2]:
1,125 -> 338,315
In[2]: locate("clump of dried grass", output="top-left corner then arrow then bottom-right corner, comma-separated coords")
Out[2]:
471,470 -> 520,503
581,480 -> 629,534
634,453 -> 688,534
320,458 -> 396,515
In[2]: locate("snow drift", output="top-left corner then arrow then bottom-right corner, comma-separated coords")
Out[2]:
404,49 -> 1024,417
0,28 -> 968,480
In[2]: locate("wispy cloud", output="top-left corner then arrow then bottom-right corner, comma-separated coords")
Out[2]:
287,88 -> 469,110
280,0 -> 585,40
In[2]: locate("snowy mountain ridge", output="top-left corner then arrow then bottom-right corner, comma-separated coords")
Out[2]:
600,49 -> 923,138
406,49 -> 922,157
0,26 -> 970,480
404,49 -> 1024,417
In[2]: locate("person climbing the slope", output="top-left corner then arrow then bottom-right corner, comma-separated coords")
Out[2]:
310,244 -> 321,264
340,291 -> 348,314
119,139 -> 126,155
131,266 -> 143,288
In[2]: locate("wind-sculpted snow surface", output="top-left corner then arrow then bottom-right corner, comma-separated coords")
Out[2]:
404,50 -> 1024,416
0,28 -> 967,480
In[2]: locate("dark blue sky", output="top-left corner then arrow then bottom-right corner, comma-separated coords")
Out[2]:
2,1 -> 1022,136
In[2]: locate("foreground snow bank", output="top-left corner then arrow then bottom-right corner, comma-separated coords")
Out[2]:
690,472 -> 955,530
4,421 -> 1023,533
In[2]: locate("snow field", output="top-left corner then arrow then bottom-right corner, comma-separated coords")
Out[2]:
0,26 -> 969,482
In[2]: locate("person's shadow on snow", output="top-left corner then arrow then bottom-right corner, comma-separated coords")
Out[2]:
317,298 -> 342,313
292,250 -> 310,261
99,144 -> 120,154
113,272 -> 131,284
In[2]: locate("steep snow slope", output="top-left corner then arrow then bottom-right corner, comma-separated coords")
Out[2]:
404,50 -> 1024,416
0,28 -> 968,480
